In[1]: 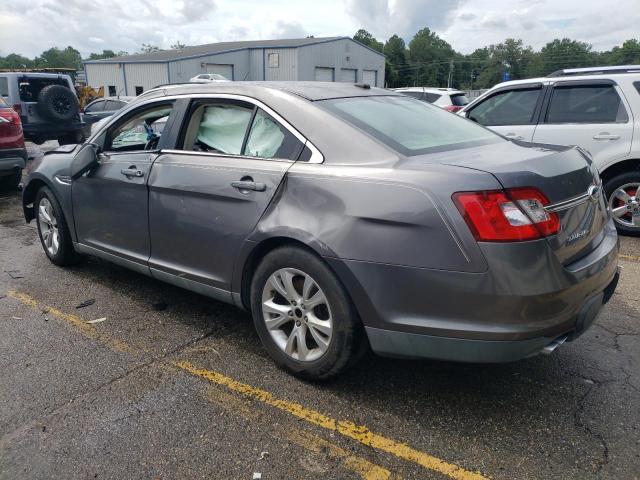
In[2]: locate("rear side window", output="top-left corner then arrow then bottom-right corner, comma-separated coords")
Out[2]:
185,103 -> 254,155
468,88 -> 541,126
450,94 -> 469,106
244,108 -> 303,160
0,77 -> 8,97
85,100 -> 105,113
546,85 -> 628,124
105,100 -> 125,111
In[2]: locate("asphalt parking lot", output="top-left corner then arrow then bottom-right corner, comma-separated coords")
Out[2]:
1,145 -> 639,479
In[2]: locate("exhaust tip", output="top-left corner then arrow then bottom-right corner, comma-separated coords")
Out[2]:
541,335 -> 568,355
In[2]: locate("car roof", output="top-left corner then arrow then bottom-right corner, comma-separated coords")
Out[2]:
98,96 -> 135,102
0,72 -> 72,79
141,81 -> 400,102
487,71 -> 640,90
392,87 -> 464,95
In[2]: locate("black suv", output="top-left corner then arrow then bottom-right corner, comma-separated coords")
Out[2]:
0,72 -> 86,145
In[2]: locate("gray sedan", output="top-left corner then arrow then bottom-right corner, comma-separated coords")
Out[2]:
22,82 -> 619,380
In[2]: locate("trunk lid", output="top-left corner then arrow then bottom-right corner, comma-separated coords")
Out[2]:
434,140 -> 608,265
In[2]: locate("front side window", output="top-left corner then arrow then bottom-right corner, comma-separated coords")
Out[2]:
321,95 -> 500,156
468,88 -> 541,126
106,103 -> 173,152
545,85 -> 628,124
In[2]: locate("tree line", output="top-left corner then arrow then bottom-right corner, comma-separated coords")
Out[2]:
1,31 -> 639,90
354,28 -> 640,89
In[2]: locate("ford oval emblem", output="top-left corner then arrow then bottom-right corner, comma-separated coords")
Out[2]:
587,185 -> 601,203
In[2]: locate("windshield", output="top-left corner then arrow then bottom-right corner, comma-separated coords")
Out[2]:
321,96 -> 501,156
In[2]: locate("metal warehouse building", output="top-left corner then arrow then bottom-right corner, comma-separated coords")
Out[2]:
84,37 -> 385,96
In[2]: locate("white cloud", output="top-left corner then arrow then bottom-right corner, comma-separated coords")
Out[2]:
0,0 -> 637,58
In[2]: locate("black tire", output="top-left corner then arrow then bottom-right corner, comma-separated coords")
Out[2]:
35,186 -> 80,266
603,171 -> 640,237
250,246 -> 364,381
37,84 -> 78,122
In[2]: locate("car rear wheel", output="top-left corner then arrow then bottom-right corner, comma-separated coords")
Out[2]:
251,246 -> 363,380
604,171 -> 640,236
35,187 -> 80,266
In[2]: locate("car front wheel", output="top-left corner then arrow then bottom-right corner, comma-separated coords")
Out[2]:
251,246 -> 363,380
35,187 -> 80,266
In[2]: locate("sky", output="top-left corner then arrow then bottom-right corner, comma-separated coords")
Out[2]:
0,0 -> 639,58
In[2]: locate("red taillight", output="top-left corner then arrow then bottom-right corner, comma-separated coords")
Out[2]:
11,103 -> 22,115
452,188 -> 560,242
444,105 -> 463,113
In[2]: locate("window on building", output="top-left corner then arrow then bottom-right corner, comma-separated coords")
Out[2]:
268,53 -> 279,68
545,85 -> 628,124
135,86 -> 143,96
108,85 -> 116,96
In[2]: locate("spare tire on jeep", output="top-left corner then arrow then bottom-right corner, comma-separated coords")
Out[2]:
37,84 -> 78,122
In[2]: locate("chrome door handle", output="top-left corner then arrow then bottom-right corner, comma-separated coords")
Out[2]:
505,133 -> 524,141
231,180 -> 266,192
120,168 -> 144,178
593,133 -> 620,141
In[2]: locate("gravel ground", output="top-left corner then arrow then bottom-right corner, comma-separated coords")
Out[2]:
0,145 -> 639,479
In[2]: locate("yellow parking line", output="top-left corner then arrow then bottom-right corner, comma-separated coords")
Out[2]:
619,253 -> 640,263
6,290 -> 136,354
175,361 -> 489,480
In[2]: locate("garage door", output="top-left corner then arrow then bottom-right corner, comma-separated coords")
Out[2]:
362,70 -> 377,86
205,64 -> 233,80
339,68 -> 357,83
314,67 -> 334,82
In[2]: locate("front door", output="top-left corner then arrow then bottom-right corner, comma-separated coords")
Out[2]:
466,85 -> 544,142
147,98 -> 306,293
72,101 -> 175,269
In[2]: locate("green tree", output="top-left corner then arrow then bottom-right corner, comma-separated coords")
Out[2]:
88,49 -> 117,60
538,38 -> 594,75
140,43 -> 161,54
407,28 -> 456,86
35,46 -> 82,70
384,35 -> 408,87
607,39 -> 640,65
0,53 -> 34,69
353,29 -> 383,53
170,41 -> 186,50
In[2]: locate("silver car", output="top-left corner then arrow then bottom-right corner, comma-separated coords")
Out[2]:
22,82 -> 619,379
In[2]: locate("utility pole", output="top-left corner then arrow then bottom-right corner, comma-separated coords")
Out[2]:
447,59 -> 454,88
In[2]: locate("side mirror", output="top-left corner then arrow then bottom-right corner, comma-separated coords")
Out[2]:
70,143 -> 100,179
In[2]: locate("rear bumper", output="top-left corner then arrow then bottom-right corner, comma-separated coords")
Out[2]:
0,148 -> 27,176
22,121 -> 85,141
328,218 -> 619,362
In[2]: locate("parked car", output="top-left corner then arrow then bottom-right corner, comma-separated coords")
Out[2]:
82,96 -> 134,135
459,65 -> 640,235
392,87 -> 470,112
0,72 -> 86,145
22,82 -> 619,379
189,73 -> 230,83
0,97 -> 27,189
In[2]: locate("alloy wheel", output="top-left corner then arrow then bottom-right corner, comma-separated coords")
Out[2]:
608,183 -> 640,228
37,197 -> 60,256
261,268 -> 333,362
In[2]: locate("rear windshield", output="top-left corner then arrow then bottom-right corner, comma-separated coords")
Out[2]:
18,76 -> 68,102
450,94 -> 469,106
320,96 -> 500,156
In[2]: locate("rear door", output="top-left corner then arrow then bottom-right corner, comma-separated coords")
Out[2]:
532,80 -> 632,168
465,84 -> 545,141
147,97 -> 306,293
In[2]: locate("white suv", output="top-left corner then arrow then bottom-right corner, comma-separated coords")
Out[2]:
392,87 -> 470,112
459,65 -> 640,235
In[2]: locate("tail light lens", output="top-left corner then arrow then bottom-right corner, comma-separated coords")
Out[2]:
12,103 -> 22,115
443,105 -> 463,113
0,108 -> 21,125
453,188 -> 560,242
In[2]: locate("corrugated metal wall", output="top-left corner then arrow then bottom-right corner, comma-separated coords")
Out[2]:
123,63 -> 168,94
297,39 -> 385,86
249,49 -> 264,80
85,63 -> 125,95
264,48 -> 298,81
168,50 -> 251,83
